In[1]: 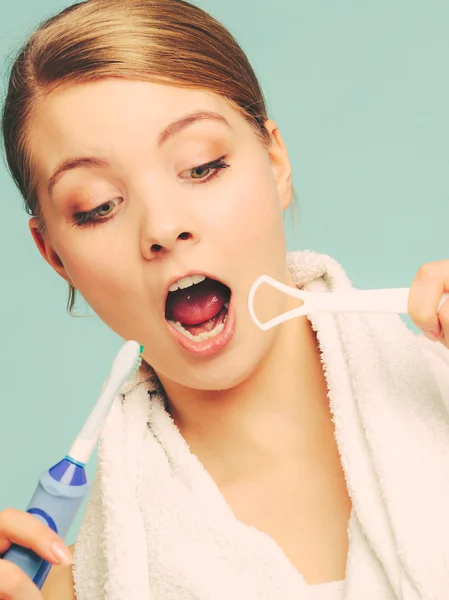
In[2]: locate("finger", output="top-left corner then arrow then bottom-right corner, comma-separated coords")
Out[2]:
0,509 -> 72,566
0,559 -> 43,600
408,263 -> 449,338
437,299 -> 449,344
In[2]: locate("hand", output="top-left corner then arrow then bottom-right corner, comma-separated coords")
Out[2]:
0,508 -> 72,599
408,260 -> 449,348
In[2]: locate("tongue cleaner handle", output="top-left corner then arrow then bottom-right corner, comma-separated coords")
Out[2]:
248,274 -> 449,331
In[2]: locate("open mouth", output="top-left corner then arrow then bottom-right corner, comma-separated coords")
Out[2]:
165,275 -> 231,342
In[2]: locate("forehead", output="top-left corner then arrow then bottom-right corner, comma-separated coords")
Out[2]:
28,79 -> 242,175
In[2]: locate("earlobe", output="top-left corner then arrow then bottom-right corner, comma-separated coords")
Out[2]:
29,217 -> 75,286
264,120 -> 293,210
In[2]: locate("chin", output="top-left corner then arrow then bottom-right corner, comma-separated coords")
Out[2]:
174,333 -> 271,392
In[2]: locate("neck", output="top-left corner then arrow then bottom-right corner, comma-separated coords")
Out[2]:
158,280 -> 330,485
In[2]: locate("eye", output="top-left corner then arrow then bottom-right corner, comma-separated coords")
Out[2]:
191,165 -> 212,180
179,156 -> 230,183
72,197 -> 122,228
96,200 -> 116,216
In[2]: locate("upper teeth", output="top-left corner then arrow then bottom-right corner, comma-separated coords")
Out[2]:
169,274 -> 206,292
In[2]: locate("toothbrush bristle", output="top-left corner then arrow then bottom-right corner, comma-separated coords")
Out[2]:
127,353 -> 143,381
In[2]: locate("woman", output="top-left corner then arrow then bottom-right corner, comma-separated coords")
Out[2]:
1,1 -> 449,598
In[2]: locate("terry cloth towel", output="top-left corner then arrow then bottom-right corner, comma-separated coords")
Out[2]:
73,250 -> 449,600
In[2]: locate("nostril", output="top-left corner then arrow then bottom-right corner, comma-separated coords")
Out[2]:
150,233 -> 191,255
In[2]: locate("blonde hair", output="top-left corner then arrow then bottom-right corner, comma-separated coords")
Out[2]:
2,0 -> 271,314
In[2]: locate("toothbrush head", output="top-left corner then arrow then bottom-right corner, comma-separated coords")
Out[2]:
75,341 -> 145,450
106,340 -> 144,389
127,344 -> 144,381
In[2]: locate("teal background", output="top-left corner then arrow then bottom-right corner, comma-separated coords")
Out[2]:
1,0 -> 449,544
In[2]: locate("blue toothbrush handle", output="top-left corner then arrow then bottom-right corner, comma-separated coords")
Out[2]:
2,457 -> 90,589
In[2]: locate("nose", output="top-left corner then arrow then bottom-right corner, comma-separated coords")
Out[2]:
140,196 -> 199,260
146,229 -> 195,259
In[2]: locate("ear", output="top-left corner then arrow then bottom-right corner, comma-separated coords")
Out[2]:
29,217 -> 75,286
264,120 -> 293,210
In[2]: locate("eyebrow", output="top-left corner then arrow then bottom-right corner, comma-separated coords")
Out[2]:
47,110 -> 231,195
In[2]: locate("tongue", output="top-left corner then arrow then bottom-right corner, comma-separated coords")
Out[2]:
166,278 -> 229,325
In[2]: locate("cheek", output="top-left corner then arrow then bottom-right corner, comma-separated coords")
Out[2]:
209,157 -> 284,244
206,157 -> 287,316
222,160 -> 285,257
58,235 -> 138,310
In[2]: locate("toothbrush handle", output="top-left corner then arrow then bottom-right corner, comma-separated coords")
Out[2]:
309,288 -> 449,315
2,458 -> 89,589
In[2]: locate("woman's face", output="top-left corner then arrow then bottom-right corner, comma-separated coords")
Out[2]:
28,78 -> 292,391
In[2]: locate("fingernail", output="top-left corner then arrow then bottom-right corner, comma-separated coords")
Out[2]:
51,541 -> 72,565
424,330 -> 439,341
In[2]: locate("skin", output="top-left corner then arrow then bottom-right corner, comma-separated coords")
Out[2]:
2,77 -> 449,599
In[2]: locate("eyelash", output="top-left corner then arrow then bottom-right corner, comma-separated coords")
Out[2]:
71,156 -> 230,228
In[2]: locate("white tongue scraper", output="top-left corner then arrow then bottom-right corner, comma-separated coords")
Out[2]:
248,274 -> 449,331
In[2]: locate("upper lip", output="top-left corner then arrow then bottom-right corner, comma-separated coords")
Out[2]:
164,271 -> 231,305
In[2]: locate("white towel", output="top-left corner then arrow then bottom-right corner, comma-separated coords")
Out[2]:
73,250 -> 449,600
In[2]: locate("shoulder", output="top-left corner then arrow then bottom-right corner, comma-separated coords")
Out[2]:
41,544 -> 76,600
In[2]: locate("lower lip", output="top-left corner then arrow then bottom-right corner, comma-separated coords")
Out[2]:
165,296 -> 236,358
